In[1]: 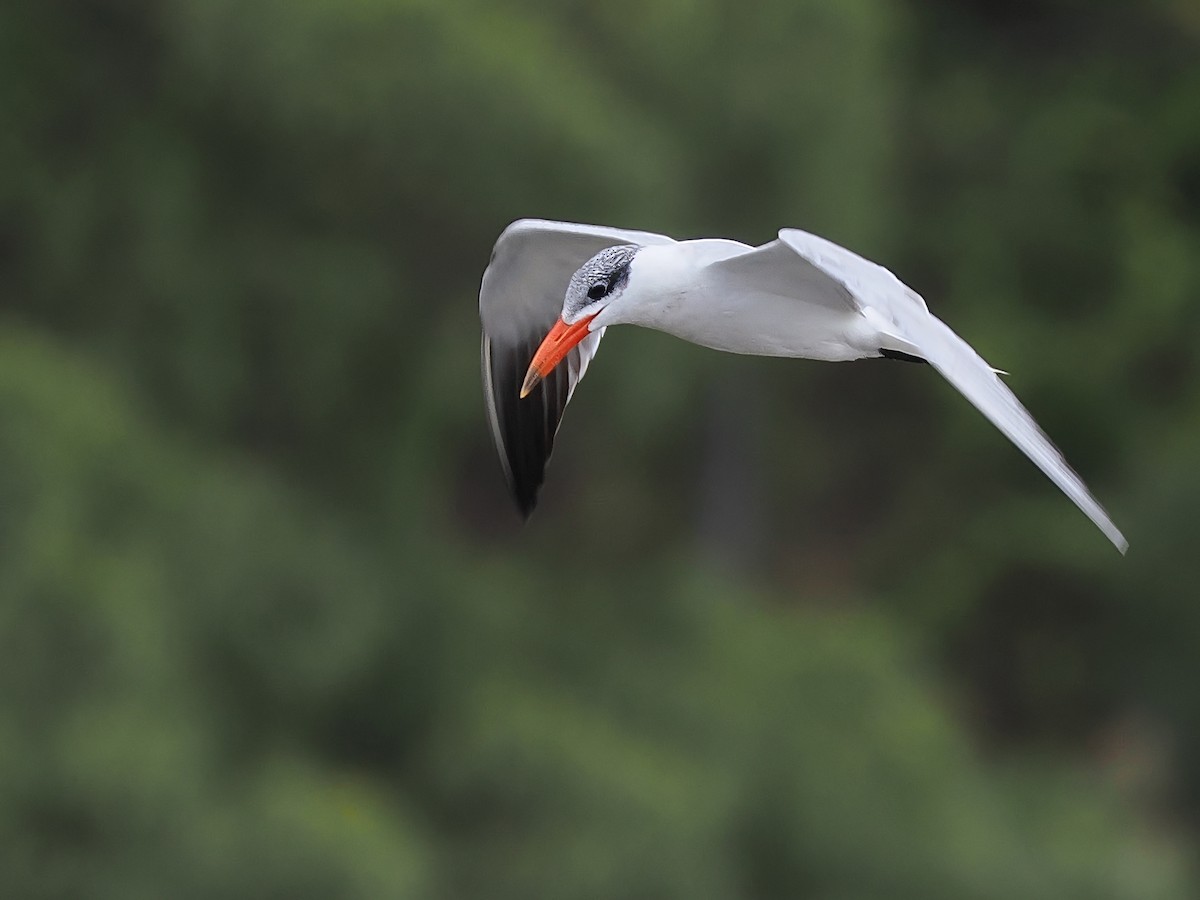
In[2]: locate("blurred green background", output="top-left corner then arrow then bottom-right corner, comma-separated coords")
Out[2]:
1,0 -> 1198,897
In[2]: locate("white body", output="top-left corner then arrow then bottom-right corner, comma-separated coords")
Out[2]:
596,239 -> 881,360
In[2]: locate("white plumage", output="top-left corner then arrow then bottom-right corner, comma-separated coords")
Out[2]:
479,218 -> 1127,553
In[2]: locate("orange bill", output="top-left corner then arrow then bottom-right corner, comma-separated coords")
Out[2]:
520,314 -> 596,398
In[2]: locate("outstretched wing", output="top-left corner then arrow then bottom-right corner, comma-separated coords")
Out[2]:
480,218 -> 675,517
773,227 -> 1128,552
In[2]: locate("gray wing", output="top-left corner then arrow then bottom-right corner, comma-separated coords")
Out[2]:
480,219 -> 675,517
772,227 -> 1128,553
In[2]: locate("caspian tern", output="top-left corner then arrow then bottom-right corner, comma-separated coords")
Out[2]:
479,219 -> 1127,553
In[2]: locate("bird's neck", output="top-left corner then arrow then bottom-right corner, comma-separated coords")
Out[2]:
615,246 -> 692,327
595,240 -> 748,334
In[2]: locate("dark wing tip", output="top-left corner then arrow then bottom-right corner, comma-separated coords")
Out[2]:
878,348 -> 928,364
483,334 -> 571,519
511,470 -> 540,520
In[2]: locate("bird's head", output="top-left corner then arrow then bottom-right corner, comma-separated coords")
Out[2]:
520,244 -> 640,398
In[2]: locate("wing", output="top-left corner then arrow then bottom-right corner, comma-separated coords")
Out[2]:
480,219 -> 675,517
773,227 -> 1128,553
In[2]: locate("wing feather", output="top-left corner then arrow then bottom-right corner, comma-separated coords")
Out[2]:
776,228 -> 1128,553
479,219 -> 674,516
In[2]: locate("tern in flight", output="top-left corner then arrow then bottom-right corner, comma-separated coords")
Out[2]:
479,219 -> 1127,553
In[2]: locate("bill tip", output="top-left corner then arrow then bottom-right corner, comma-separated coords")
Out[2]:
519,368 -> 542,399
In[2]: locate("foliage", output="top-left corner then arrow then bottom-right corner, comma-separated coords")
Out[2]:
0,0 -> 1197,896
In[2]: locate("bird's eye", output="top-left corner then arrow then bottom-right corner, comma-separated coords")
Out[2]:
587,282 -> 608,302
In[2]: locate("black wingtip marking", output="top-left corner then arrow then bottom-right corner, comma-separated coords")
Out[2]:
486,335 -> 572,519
879,348 -> 928,364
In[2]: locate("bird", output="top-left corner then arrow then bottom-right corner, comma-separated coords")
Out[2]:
479,218 -> 1127,553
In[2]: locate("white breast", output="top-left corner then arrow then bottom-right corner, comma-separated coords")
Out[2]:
608,241 -> 881,362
